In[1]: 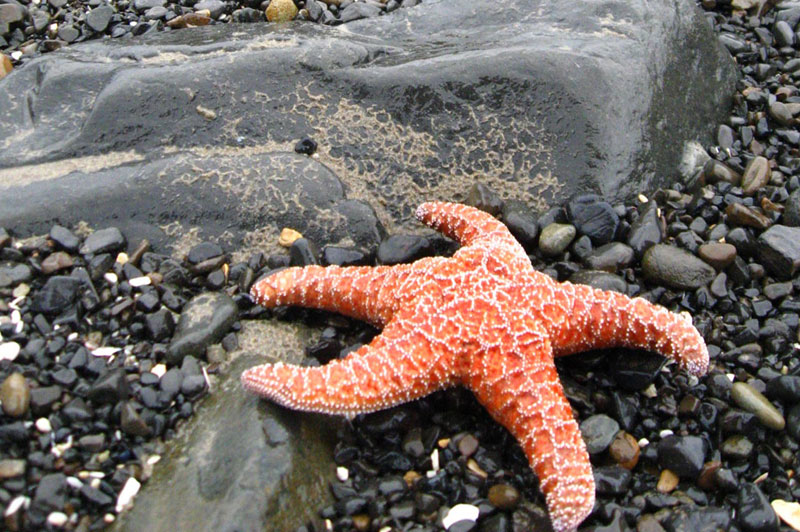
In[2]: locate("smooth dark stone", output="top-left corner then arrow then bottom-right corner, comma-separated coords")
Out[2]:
657,435 -> 706,479
583,242 -> 634,272
49,225 -> 80,251
756,225 -> 800,280
736,483 -> 779,532
593,465 -> 632,495
642,244 -> 715,289
80,227 -> 126,255
627,202 -> 663,257
567,194 -> 620,245
29,385 -> 62,414
29,276 -> 81,314
339,1 -> 381,21
0,262 -> 31,287
120,402 -> 152,436
86,5 -> 114,32
89,368 -> 130,405
569,270 -> 627,293
62,397 -> 93,422
160,368 -> 184,397
181,375 -> 206,397
146,307 -> 175,342
377,235 -> 432,265
609,349 -> 666,390
580,414 -> 620,455
321,245 -> 370,266
32,473 -> 66,512
80,484 -> 114,506
289,238 -> 319,266
502,200 -> 538,249
187,241 -> 224,267
660,506 -> 731,532
767,375 -> 800,403
466,183 -> 504,216
136,291 -> 161,312
167,292 -> 237,363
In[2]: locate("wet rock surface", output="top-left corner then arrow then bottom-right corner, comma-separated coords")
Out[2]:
0,0 -> 735,240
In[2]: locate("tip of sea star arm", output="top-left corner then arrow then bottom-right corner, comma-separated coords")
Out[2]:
547,482 -> 595,532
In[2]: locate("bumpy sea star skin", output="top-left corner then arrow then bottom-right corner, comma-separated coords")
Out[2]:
241,202 -> 709,532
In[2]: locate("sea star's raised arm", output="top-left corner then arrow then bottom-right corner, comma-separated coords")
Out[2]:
416,202 -> 532,273
463,313 -> 594,532
241,292 -> 460,417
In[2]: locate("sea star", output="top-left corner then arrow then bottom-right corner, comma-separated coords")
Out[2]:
242,201 -> 709,532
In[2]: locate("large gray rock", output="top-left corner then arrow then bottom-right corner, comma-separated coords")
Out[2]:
0,0 -> 735,246
112,321 -> 338,532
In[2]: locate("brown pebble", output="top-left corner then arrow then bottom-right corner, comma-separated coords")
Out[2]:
403,470 -> 421,487
741,156 -> 772,195
278,228 -> 302,248
41,251 -> 75,275
697,461 -> 721,491
166,11 -> 211,28
0,459 -> 25,479
725,203 -> 772,230
0,54 -> 11,80
609,431 -> 640,470
657,469 -> 679,493
488,483 -> 520,510
457,433 -> 479,457
697,242 -> 737,270
352,514 -> 370,532
128,239 -> 151,266
0,373 -> 30,418
265,0 -> 298,22
761,196 -> 783,213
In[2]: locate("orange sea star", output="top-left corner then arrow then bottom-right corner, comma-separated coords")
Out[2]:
241,201 -> 709,532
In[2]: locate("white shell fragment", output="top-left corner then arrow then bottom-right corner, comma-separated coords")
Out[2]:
129,276 -> 151,287
336,466 -> 349,482
0,341 -> 20,362
4,495 -> 29,517
47,511 -> 69,527
104,272 -> 118,284
772,499 -> 800,531
91,347 -> 120,358
115,477 -> 141,513
151,364 -> 167,378
442,504 -> 480,529
35,417 -> 52,433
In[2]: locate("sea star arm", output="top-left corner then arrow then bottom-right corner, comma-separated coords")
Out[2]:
416,202 -> 532,273
546,283 -> 709,376
241,292 -> 459,417
463,314 -> 594,532
250,259 -> 447,327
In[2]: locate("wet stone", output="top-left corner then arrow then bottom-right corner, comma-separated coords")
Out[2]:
377,235 -> 432,265
538,223 -> 576,256
457,434 -> 479,457
29,276 -> 81,314
657,435 -> 706,479
41,251 -> 74,275
160,368 -> 184,398
741,156 -> 771,195
0,373 -> 30,417
731,381 -> 785,430
0,458 -> 25,479
501,200 -> 538,249
569,270 -> 627,293
697,242 -> 736,270
784,189 -> 800,227
642,244 -> 715,290
289,238 -> 319,266
86,5 -> 114,32
627,202 -> 663,257
322,246 -> 370,266
29,385 -> 62,414
186,242 -> 224,271
726,203 -> 772,230
167,292 -> 237,364
610,349 -> 666,390
265,0 -> 298,21
339,2 -> 381,22
737,483 -> 779,532
661,506 -> 731,532
63,397 -> 93,422
583,242 -> 634,272
146,307 -> 175,342
488,484 -> 520,510
88,368 -> 129,405
80,227 -> 126,255
0,262 -> 32,287
78,433 -> 105,453
120,402 -> 151,436
763,281 -> 792,300
609,431 -> 640,469
767,375 -> 800,403
567,195 -> 619,245
721,435 -> 754,460
49,225 -> 80,252
756,225 -> 800,280
466,183 -> 503,216
181,375 -> 206,397
593,465 -> 632,495
33,473 -> 66,512
194,0 -> 225,17
80,484 -> 114,507
579,414 -> 619,454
